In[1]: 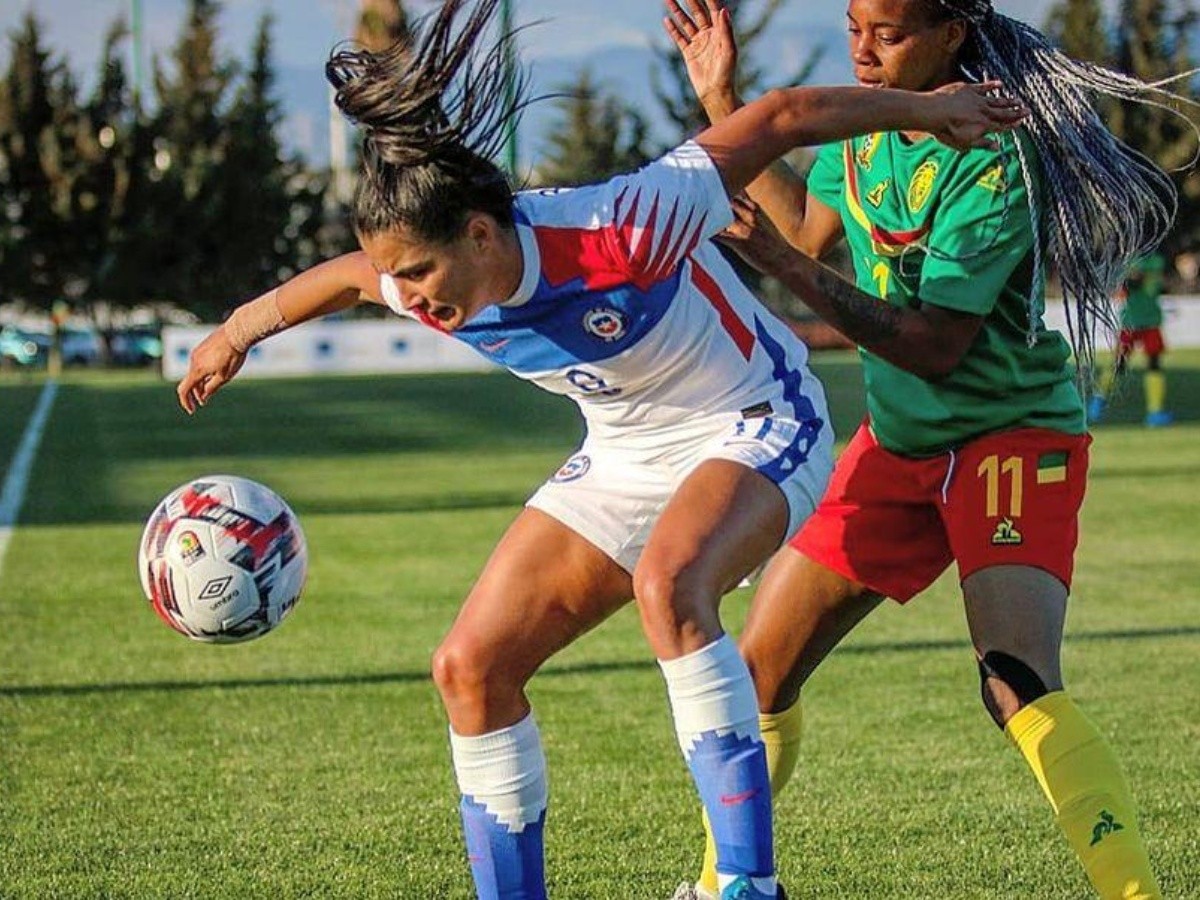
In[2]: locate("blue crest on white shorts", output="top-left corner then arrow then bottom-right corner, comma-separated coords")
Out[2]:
552,454 -> 591,483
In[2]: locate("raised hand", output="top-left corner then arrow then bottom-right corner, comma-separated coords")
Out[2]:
925,81 -> 1028,151
663,0 -> 738,114
176,327 -> 247,415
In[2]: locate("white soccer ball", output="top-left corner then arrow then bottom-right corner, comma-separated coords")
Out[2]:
137,475 -> 308,643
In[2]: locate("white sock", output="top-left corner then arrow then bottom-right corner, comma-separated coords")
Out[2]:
449,711 -> 547,832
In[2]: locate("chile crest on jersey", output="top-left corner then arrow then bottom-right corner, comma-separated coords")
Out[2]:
582,307 -> 627,342
450,224 -> 680,374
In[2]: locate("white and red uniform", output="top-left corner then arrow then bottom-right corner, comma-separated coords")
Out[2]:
381,141 -> 834,570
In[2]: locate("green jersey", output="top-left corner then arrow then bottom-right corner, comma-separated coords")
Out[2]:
807,129 -> 1085,457
1121,253 -> 1166,329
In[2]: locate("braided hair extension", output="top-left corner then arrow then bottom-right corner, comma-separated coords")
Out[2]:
929,0 -> 1197,371
325,0 -> 530,242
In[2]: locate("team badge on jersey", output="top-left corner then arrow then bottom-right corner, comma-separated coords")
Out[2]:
856,133 -> 882,170
976,164 -> 1007,194
552,454 -> 591,483
907,160 -> 940,214
866,179 -> 891,208
583,307 -> 627,342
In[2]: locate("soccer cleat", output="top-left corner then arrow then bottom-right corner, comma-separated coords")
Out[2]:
1145,410 -> 1174,427
1086,395 -> 1106,424
719,876 -> 787,900
670,883 -> 718,900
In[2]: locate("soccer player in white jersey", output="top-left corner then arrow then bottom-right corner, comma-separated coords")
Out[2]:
175,2 -> 1022,897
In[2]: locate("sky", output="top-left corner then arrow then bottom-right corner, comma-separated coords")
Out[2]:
1,0 -> 1125,163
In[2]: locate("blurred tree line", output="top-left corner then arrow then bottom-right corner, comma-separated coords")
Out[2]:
1046,0 -> 1200,268
0,0 -> 1196,335
0,0 -> 347,331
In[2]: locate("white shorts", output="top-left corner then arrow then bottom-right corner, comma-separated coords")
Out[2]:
527,411 -> 834,573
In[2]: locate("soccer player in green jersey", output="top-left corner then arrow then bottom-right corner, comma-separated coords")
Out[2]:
664,1 -> 1189,897
1089,253 -> 1173,427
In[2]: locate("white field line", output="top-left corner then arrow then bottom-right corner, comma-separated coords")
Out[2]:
0,381 -> 59,578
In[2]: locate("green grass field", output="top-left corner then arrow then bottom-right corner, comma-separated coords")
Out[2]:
1,354 -> 1198,899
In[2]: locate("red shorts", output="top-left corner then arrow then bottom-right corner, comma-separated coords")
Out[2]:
791,423 -> 1090,602
1118,327 -> 1165,357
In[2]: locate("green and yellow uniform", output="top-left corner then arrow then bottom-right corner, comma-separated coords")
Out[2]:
806,129 -> 1085,456
1120,253 -> 1166,330
696,130 -> 1161,900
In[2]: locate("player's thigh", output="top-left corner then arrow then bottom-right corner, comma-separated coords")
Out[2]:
444,507 -> 633,686
740,545 -> 883,711
638,458 -> 790,606
636,412 -> 833,596
962,564 -> 1066,690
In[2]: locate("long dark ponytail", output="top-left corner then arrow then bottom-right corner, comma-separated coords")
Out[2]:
325,0 -> 527,242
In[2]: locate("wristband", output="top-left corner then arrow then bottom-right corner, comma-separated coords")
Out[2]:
223,289 -> 286,353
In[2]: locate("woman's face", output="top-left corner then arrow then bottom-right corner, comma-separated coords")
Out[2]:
360,216 -> 514,331
846,0 -> 967,92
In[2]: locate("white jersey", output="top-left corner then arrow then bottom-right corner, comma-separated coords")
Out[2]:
380,141 -> 826,444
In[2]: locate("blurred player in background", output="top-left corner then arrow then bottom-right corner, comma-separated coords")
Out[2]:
666,0 -> 1190,897
173,1 -> 1022,897
1089,253 -> 1173,426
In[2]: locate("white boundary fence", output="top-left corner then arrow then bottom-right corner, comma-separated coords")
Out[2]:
1042,296 -> 1200,349
162,297 -> 1200,381
162,318 -> 496,380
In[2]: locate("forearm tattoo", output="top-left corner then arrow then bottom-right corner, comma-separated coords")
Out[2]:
808,264 -> 904,346
764,249 -> 903,347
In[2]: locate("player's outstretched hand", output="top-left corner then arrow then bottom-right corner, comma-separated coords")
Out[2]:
926,81 -> 1028,151
663,0 -> 737,112
176,326 -> 247,415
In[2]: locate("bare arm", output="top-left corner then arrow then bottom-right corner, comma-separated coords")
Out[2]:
177,252 -> 382,414
696,83 -> 1019,212
270,251 -> 383,325
722,199 -> 983,379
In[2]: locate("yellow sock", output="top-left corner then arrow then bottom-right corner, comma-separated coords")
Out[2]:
1006,692 -> 1160,899
1144,371 -> 1167,415
698,701 -> 804,895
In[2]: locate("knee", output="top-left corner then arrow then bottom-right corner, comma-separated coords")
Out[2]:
633,559 -> 717,653
739,634 -> 795,711
977,650 -> 1059,728
431,635 -> 511,709
430,638 -> 477,705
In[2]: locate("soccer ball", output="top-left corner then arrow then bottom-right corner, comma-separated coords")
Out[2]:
137,475 -> 308,643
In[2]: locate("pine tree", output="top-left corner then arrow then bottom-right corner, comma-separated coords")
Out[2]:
75,19 -> 150,311
534,69 -> 650,187
0,13 -> 81,312
146,0 -> 237,320
86,18 -> 162,314
1109,0 -> 1200,258
217,14 -> 306,302
1044,0 -> 1200,261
